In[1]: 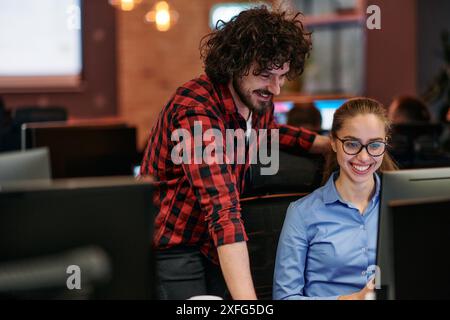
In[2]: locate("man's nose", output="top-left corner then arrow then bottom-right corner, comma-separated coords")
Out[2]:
268,77 -> 281,96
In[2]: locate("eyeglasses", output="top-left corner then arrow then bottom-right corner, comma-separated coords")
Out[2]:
335,137 -> 387,157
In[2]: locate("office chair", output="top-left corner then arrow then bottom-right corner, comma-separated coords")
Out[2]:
13,107 -> 67,125
240,150 -> 323,299
244,151 -> 324,196
2,106 -> 68,151
241,193 -> 308,300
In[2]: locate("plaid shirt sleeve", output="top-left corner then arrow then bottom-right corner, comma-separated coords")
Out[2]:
173,105 -> 248,247
267,108 -> 317,153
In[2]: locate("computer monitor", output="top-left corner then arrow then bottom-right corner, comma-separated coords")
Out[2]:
313,99 -> 347,131
0,147 -> 51,184
386,197 -> 450,300
0,176 -> 155,299
273,101 -> 294,125
377,167 -> 450,299
22,122 -> 138,179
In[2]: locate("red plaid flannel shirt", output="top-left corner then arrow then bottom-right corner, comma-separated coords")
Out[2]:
140,75 -> 316,263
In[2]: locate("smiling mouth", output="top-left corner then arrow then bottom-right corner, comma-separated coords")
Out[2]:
254,90 -> 273,100
350,163 -> 373,174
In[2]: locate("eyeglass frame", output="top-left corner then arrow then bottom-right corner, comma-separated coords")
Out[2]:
335,137 -> 388,157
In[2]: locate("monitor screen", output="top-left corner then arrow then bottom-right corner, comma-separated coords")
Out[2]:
133,165 -> 141,178
313,99 -> 347,131
0,176 -> 155,299
22,123 -> 138,179
386,197 -> 450,300
377,167 -> 450,299
273,101 -> 294,125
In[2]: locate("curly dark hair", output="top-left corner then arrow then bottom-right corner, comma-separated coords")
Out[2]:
200,6 -> 311,84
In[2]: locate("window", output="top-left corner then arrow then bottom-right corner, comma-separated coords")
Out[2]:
294,0 -> 365,95
0,0 -> 82,91
209,2 -> 269,29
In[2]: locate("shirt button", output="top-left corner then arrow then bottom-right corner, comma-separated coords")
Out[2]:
360,225 -> 365,230
362,247 -> 367,253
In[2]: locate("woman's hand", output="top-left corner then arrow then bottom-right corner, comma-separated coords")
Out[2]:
338,283 -> 374,300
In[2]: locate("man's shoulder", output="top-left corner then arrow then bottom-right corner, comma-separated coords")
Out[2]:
174,75 -> 219,105
166,75 -> 226,121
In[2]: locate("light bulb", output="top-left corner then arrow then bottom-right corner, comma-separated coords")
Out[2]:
109,0 -> 142,12
144,1 -> 178,32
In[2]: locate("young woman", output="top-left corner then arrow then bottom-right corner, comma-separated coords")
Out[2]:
273,98 -> 398,300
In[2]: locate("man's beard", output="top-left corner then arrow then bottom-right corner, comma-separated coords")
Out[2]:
233,77 -> 273,115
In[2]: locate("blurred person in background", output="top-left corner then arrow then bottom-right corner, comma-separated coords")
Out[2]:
287,102 -> 322,132
388,96 -> 431,124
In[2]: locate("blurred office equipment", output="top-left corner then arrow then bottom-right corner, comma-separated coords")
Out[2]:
442,121 -> 450,152
274,98 -> 346,132
0,148 -> 51,184
377,167 -> 450,300
14,107 -> 68,125
313,99 -> 346,131
22,121 -> 138,178
273,101 -> 294,125
0,177 -> 155,299
389,123 -> 450,168
1,106 -> 68,152
245,151 -> 323,197
0,246 -> 111,299
385,197 -> 450,300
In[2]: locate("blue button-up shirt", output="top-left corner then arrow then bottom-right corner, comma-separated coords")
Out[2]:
273,172 -> 380,300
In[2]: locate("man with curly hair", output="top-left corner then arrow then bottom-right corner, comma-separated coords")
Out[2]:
140,6 -> 330,300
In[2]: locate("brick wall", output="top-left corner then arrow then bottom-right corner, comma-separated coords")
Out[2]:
116,0 -> 223,151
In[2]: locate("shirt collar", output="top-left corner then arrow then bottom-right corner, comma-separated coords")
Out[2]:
323,171 -> 381,205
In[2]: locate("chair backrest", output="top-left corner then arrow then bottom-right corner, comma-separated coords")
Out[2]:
13,107 -> 67,126
240,192 -> 308,300
0,107 -> 67,152
244,151 -> 324,196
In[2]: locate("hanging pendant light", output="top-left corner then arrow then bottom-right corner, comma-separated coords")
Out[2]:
109,0 -> 143,12
145,1 -> 179,32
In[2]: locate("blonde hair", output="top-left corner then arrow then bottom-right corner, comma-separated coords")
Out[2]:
322,97 -> 398,184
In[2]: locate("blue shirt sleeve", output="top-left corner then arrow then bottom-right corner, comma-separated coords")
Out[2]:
273,201 -> 339,300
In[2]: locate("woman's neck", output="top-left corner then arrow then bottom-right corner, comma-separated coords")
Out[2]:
335,173 -> 376,215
